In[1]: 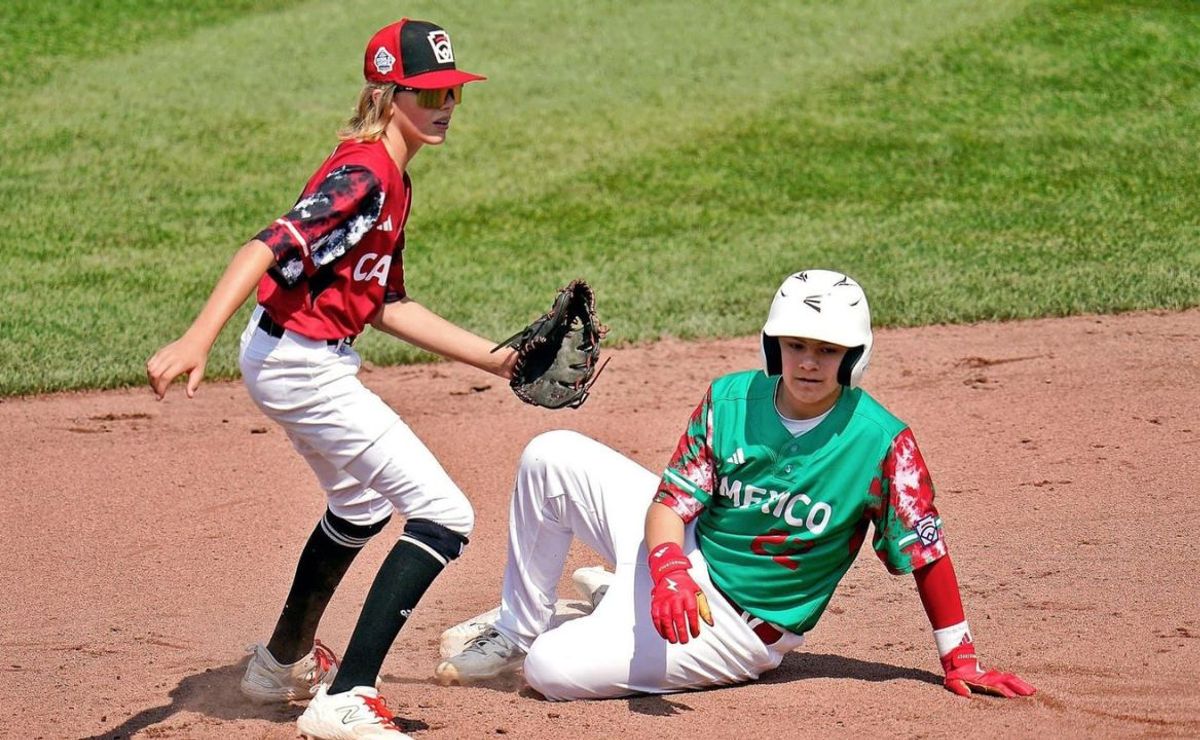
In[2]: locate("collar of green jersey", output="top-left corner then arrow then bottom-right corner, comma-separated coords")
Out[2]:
744,374 -> 861,460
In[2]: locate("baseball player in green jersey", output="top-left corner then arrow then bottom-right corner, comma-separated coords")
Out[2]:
435,269 -> 1035,701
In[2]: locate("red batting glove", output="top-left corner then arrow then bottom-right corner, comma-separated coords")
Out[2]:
941,639 -> 1037,698
648,542 -> 714,644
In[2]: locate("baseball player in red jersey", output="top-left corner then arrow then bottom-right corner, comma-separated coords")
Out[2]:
436,270 -> 1036,703
147,19 -> 505,739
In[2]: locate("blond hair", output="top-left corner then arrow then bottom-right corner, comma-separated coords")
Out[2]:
338,83 -> 397,142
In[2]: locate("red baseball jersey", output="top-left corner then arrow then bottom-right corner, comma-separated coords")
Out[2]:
255,139 -> 413,340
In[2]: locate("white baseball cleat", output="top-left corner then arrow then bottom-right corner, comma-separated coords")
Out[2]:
572,565 -> 614,610
438,606 -> 501,659
434,628 -> 525,686
297,685 -> 411,739
239,640 -> 338,704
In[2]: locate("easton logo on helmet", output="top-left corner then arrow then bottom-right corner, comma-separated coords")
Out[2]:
428,30 -> 454,63
803,296 -> 822,312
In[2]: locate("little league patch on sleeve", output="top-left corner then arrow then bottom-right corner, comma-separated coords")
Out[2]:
916,515 -> 941,546
897,516 -> 943,548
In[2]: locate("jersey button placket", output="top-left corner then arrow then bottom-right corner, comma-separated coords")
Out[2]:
785,444 -> 800,467
780,439 -> 807,476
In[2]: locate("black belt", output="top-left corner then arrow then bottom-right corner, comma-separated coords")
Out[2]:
713,584 -> 785,646
257,311 -> 355,347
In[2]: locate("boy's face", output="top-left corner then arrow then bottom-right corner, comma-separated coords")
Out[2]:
775,336 -> 848,419
392,88 -> 457,146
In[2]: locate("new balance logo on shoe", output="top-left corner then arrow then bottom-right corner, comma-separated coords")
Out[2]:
339,705 -> 364,725
725,448 -> 745,466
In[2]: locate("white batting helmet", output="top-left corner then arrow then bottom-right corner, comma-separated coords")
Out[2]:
760,269 -> 873,388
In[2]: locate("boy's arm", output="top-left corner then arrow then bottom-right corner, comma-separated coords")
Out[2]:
871,427 -> 1035,698
146,239 -> 274,399
644,501 -> 713,644
644,499 -> 686,550
913,556 -> 1037,698
641,386 -> 719,644
369,296 -> 517,379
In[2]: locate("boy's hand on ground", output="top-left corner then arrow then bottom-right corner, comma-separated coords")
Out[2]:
941,641 -> 1036,698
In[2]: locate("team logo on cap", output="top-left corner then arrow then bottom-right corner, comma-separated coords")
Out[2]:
374,46 -> 396,75
427,30 -> 454,63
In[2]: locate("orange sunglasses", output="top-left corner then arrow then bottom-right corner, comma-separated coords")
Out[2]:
395,84 -> 462,109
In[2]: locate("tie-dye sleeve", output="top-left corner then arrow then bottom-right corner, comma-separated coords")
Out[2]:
256,165 -> 384,288
653,386 -> 715,522
871,427 -> 948,574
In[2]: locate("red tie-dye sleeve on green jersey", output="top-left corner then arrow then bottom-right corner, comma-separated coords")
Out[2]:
653,386 -> 716,523
870,427 -> 948,574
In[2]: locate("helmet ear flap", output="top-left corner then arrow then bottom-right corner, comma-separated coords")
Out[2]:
839,346 -> 864,387
761,334 -> 782,376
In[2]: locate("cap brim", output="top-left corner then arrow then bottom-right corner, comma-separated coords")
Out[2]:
397,69 -> 486,88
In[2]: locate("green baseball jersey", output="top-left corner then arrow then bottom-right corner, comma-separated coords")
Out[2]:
654,370 -> 947,635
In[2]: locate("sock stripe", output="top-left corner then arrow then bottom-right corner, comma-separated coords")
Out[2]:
398,535 -> 449,566
320,513 -> 373,549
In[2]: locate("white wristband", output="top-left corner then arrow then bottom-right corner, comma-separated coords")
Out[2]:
933,620 -> 972,657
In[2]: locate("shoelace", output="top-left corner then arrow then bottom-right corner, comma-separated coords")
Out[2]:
311,640 -> 339,676
465,630 -> 510,655
303,640 -> 340,688
360,693 -> 397,727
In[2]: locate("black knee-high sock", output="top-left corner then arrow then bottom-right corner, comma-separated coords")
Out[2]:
266,510 -> 389,664
329,539 -> 445,693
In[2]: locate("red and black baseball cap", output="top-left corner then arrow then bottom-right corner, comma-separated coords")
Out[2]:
363,19 -> 485,89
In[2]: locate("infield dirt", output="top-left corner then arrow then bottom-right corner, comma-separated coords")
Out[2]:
4,310 -> 1198,739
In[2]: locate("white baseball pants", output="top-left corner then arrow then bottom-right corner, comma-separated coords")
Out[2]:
493,430 -> 804,700
238,306 -> 473,534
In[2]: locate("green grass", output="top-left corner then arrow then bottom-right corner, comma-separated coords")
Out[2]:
0,0 -> 308,92
1,0 -> 1197,394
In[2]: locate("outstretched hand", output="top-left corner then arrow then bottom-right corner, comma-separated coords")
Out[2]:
146,336 -> 209,400
941,641 -> 1036,698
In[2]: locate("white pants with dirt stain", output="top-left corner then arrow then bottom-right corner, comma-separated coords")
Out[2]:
237,306 -> 473,536
492,430 -> 804,700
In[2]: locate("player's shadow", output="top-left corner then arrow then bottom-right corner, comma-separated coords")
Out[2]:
80,656 -> 428,740
80,658 -> 291,740
626,694 -> 696,716
759,651 -> 943,687
621,652 -> 940,717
